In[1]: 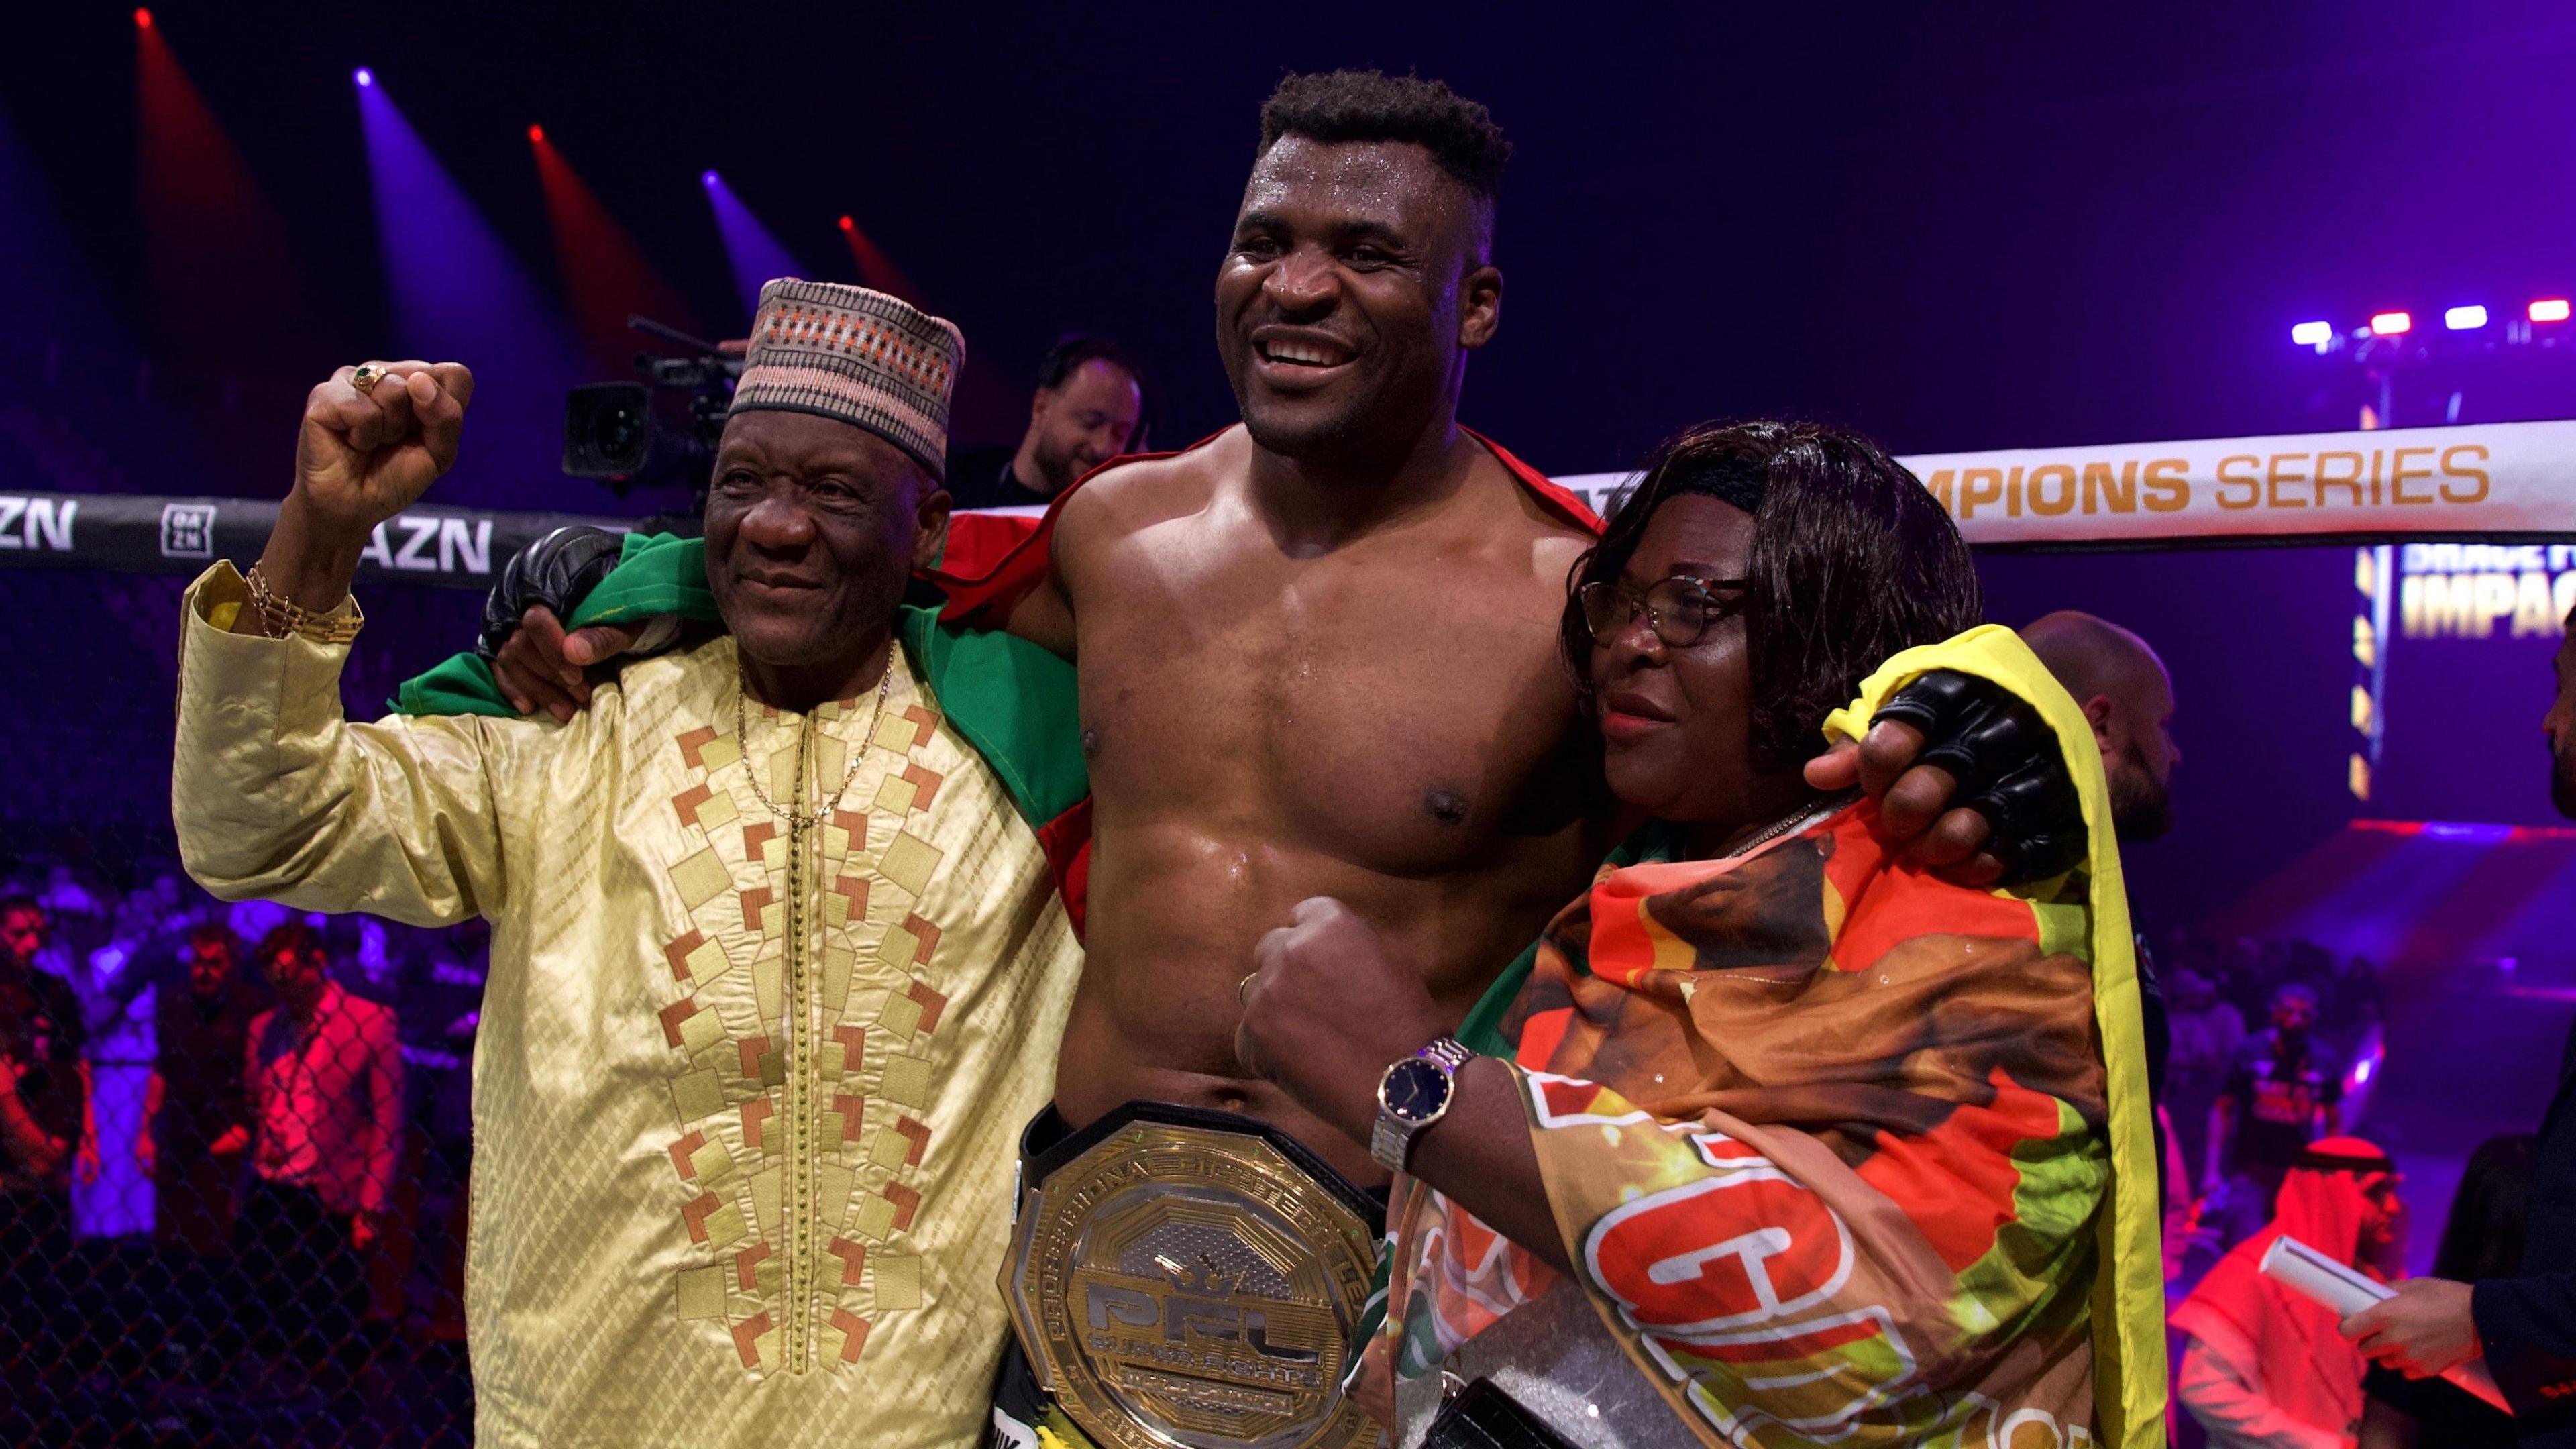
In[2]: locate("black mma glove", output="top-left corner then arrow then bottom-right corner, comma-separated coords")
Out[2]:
474,525 -> 629,661
1870,669 -> 2086,885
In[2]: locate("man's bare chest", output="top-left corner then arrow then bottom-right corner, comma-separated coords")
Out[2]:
1071,552 -> 1579,869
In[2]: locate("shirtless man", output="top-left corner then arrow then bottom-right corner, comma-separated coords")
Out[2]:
492,70 -> 2057,1173
472,70 -> 2075,1438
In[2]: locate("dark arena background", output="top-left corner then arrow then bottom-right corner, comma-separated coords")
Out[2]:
5,3 -> 2576,1446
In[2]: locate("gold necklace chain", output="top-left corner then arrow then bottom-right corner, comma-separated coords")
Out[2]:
734,654 -> 896,825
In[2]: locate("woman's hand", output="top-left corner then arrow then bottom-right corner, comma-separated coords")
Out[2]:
1236,897 -> 1444,1146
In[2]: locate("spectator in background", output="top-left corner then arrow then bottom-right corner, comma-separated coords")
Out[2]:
943,333 -> 1150,509
237,922 -> 401,1371
2209,982 -> 2345,1246
2321,953 -> 2386,1055
70,934 -> 158,1240
1,895 -> 83,1240
1,894 -> 85,1432
2220,938 -> 2275,1025
2174,1137 -> 2407,1449
2171,969 -> 2251,1195
146,923 -> 267,1254
2025,610 -> 2182,1085
2339,609 -> 2576,1449
2358,1134 -> 2534,1449
2025,608 -> 2188,1253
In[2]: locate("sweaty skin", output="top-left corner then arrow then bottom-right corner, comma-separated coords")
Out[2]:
1031,429 -> 1601,1185
490,134 -> 2009,1186
987,136 -> 1614,1185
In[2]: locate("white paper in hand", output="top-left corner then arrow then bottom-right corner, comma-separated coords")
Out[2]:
2260,1235 -> 2511,1414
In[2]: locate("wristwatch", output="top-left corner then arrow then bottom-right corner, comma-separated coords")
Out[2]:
1371,1036 -> 1474,1173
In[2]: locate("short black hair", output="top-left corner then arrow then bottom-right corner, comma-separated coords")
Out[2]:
1036,334 -> 1155,449
1038,334 -> 1145,393
1258,70 -> 1511,201
1562,420 -> 1982,773
255,920 -> 324,969
186,920 -> 238,953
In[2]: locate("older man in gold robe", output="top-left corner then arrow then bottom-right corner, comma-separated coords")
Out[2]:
172,281 -> 1083,1446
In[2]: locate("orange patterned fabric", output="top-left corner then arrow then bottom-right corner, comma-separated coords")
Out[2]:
1377,801 -> 2118,1448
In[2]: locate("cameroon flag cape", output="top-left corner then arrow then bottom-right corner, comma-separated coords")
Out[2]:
1379,625 -> 2165,1449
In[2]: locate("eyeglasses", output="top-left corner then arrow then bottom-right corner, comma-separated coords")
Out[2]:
1578,575 -> 1751,649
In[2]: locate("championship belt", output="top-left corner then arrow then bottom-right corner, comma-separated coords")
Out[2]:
1002,1102 -> 1383,1449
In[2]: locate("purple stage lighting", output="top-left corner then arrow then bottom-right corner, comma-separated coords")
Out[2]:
354,67 -> 374,87
2533,299 -> 2571,324
700,170 -> 808,326
0,110 -> 118,343
2290,320 -> 2333,347
2444,305 -> 2488,331
2370,311 -> 2412,336
701,170 -> 719,186
355,73 -> 590,510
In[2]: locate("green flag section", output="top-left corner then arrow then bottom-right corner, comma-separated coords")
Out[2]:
391,532 -> 1087,830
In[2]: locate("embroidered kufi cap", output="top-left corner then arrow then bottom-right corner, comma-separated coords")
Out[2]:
731,278 -> 965,480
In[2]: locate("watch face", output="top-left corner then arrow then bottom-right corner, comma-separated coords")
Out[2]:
1381,1057 -> 1452,1124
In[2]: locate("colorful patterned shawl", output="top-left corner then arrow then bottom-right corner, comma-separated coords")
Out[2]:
1375,626 -> 2165,1449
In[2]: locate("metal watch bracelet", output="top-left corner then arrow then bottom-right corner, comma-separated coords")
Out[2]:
1370,1035 -> 1474,1173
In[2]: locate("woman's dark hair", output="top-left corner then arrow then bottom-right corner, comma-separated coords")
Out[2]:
1560,419 -> 1982,772
2434,1133 -> 2537,1281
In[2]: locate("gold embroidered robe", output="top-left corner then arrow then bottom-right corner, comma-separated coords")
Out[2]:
171,564 -> 1081,1448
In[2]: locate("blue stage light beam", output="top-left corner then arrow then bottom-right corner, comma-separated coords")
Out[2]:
702,171 -> 809,326
356,72 -> 593,511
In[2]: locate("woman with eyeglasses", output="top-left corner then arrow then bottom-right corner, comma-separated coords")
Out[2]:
1234,419 -> 2163,1448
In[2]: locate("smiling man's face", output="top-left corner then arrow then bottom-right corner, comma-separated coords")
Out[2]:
1214,136 -> 1499,467
702,409 -> 948,694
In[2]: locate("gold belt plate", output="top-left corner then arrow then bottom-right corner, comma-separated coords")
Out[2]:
1004,1116 -> 1380,1449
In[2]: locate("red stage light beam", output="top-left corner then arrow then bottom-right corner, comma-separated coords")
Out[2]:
836,209 -> 1020,448
136,13 -> 313,368
835,211 -> 927,308
528,128 -> 699,370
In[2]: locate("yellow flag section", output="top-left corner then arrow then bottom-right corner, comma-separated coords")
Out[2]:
1823,625 -> 2166,1449
1554,418 -> 2576,547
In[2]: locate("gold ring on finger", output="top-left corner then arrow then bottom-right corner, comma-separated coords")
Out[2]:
350,364 -> 384,395
1238,971 -> 1259,1006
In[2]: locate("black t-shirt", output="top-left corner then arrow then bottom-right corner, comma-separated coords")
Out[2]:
941,447 -> 1055,513
155,978 -> 267,1156
2365,1363 -> 2518,1449
2222,1028 -> 2342,1172
0,968 -> 87,1192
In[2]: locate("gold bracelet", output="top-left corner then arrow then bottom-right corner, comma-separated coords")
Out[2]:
244,564 -> 364,645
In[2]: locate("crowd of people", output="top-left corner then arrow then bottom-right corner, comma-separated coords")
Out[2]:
0,868 -> 482,1443
9,60 -> 2576,1449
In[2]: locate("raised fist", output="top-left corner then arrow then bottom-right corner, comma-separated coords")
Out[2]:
293,360 -> 476,535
